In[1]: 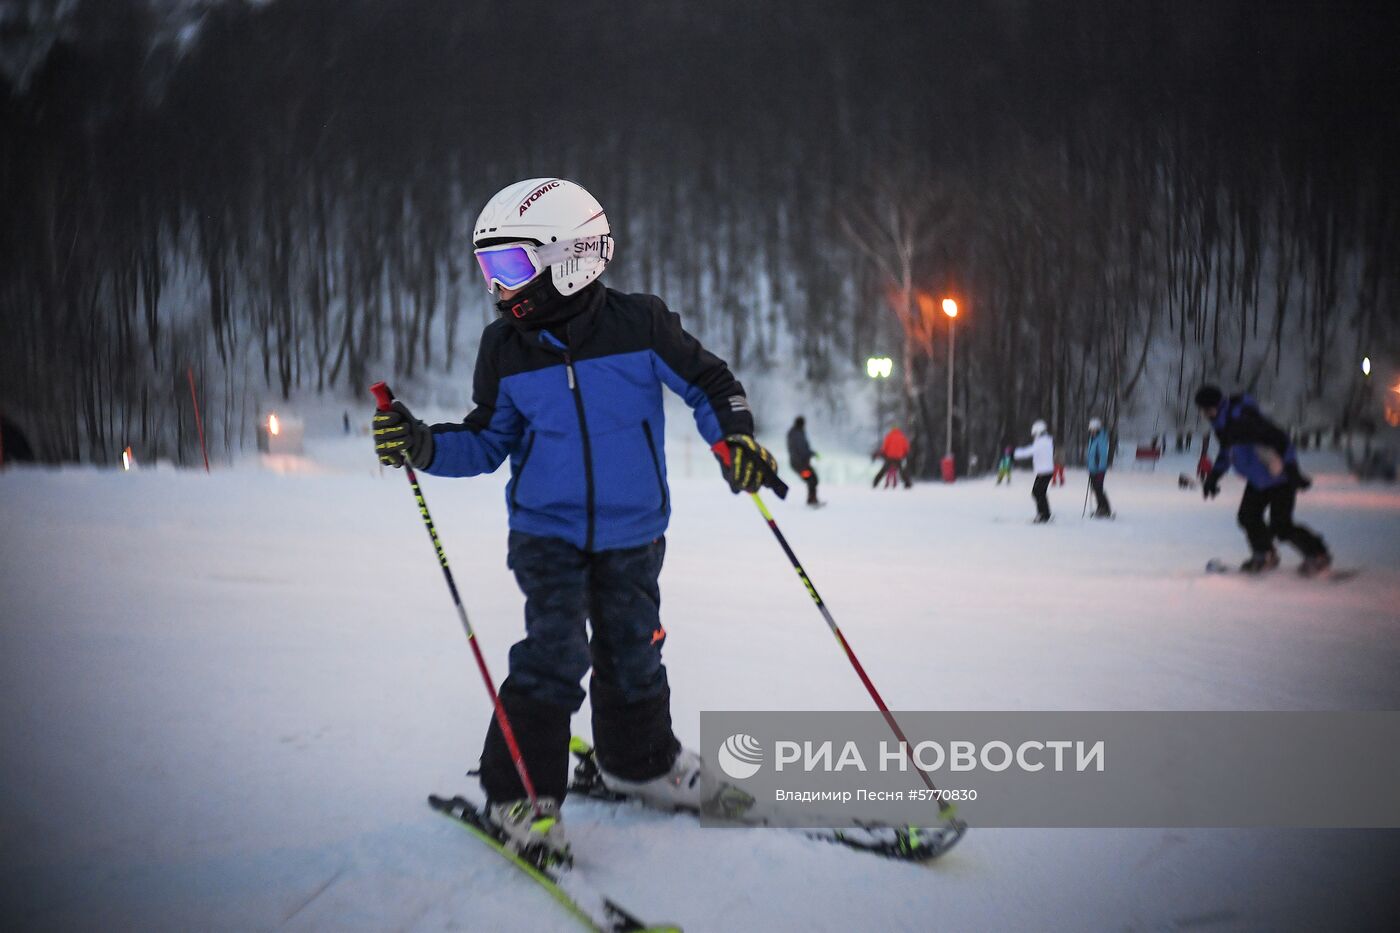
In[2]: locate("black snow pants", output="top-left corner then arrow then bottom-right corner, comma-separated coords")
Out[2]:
478,531 -> 680,803
796,463 -> 820,504
1089,472 -> 1111,515
873,458 -> 912,488
1237,483 -> 1327,558
1032,472 -> 1052,520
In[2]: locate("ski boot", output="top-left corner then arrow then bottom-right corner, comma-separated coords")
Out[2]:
598,747 -> 754,818
1239,548 -> 1280,574
487,797 -> 571,868
1032,513 -> 1052,524
599,747 -> 705,810
1297,550 -> 1333,577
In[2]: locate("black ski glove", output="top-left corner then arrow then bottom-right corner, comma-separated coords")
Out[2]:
373,400 -> 434,468
1202,471 -> 1223,500
712,434 -> 781,495
1285,462 -> 1312,491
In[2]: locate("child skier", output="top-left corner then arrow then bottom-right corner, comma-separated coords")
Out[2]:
872,426 -> 912,488
1085,417 -> 1112,517
1194,385 -> 1331,574
786,415 -> 823,506
1013,420 -> 1054,522
994,446 -> 1013,485
372,178 -> 780,863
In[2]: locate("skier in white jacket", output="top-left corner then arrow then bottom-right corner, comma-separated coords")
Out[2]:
1013,420 -> 1055,523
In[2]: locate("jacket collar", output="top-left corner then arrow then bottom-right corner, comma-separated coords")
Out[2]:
504,280 -> 604,338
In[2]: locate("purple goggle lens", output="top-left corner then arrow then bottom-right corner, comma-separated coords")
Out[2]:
475,245 -> 541,290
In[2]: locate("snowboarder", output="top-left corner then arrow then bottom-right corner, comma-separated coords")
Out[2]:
1013,419 -> 1054,522
994,446 -> 1013,485
1194,385 -> 1331,575
372,178 -> 780,863
786,415 -> 822,506
872,426 -> 912,488
1086,417 -> 1112,517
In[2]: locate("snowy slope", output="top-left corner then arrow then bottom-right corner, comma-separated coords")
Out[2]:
2,439 -> 1399,931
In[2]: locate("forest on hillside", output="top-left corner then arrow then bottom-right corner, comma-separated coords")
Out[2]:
2,0 -> 1397,470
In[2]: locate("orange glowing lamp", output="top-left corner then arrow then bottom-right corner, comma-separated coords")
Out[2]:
942,298 -> 958,318
269,414 -> 281,437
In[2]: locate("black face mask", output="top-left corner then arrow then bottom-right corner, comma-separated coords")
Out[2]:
497,277 -> 603,333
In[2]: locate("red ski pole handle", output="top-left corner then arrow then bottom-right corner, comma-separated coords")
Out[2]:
370,381 -> 395,412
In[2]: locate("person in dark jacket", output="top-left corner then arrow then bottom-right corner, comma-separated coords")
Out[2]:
786,415 -> 822,506
1194,385 -> 1331,575
372,178 -> 781,862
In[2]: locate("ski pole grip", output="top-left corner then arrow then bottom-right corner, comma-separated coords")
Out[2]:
370,381 -> 395,412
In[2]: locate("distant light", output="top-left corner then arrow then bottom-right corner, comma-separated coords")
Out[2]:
269,413 -> 281,436
866,356 -> 893,379
942,298 -> 958,318
1362,357 -> 1371,376
122,447 -> 132,471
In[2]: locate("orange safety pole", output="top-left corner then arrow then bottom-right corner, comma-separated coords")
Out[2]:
187,366 -> 210,473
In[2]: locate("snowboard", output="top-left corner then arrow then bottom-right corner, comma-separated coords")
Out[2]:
1205,558 -> 1358,581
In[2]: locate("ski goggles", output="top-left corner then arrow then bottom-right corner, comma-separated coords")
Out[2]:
473,235 -> 613,292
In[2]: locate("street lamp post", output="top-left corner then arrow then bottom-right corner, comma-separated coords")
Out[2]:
1362,356 -> 1374,457
867,356 -> 893,448
941,298 -> 958,481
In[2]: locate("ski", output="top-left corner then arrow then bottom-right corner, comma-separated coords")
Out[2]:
427,793 -> 679,933
567,738 -> 965,864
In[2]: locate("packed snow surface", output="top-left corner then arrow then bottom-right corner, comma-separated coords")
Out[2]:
3,436 -> 1399,931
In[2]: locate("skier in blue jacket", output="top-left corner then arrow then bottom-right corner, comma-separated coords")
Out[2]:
1085,417 -> 1112,518
1194,385 -> 1330,574
372,179 -> 781,862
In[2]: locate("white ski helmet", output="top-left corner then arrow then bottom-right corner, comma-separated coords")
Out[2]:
1031,419 -> 1048,436
1088,417 -> 1103,431
472,178 -> 612,297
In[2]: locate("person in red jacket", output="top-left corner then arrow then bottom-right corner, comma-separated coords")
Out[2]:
872,426 -> 913,488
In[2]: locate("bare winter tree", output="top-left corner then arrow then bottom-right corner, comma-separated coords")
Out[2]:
838,156 -> 957,465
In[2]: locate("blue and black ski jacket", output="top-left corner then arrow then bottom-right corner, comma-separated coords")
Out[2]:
1207,393 -> 1296,490
1085,431 -> 1110,473
423,284 -> 753,551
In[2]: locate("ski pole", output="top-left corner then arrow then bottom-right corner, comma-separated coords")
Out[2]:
371,381 -> 540,809
1082,476 -> 1091,518
747,490 -> 955,815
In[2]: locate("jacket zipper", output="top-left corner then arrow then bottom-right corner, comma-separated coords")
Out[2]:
564,352 -> 597,551
509,431 -> 536,511
641,421 -> 668,513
